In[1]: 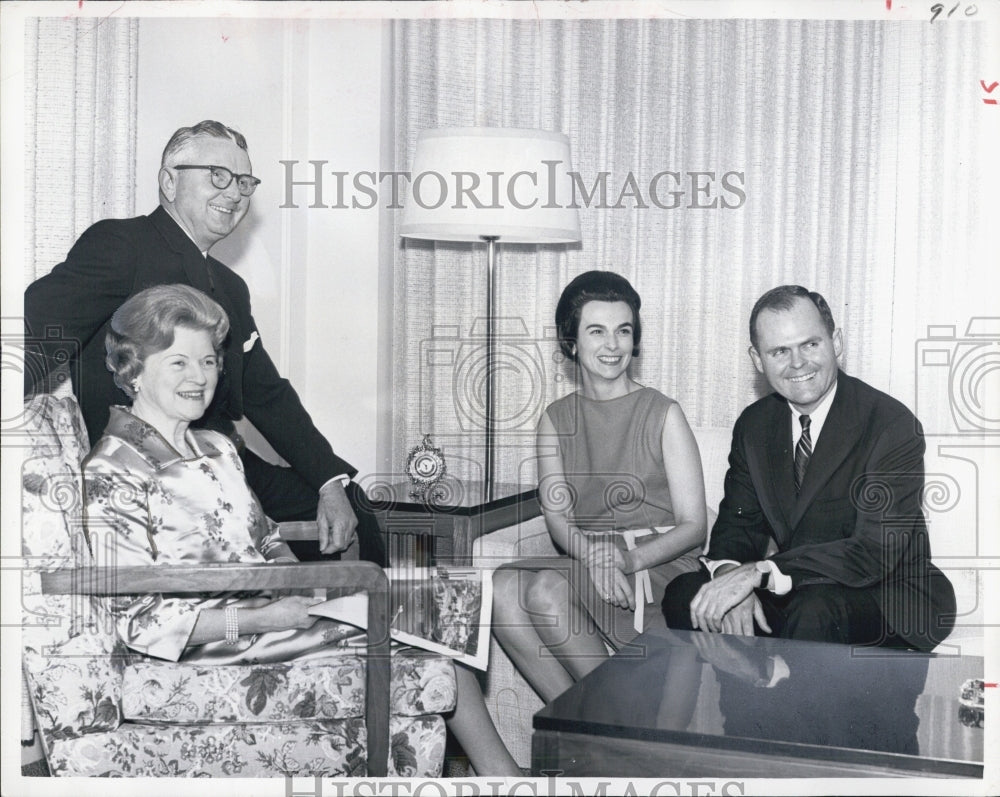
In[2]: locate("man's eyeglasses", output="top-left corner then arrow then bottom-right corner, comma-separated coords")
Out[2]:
172,165 -> 261,197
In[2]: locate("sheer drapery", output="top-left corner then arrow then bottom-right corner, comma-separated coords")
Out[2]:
876,22 -> 995,439
390,19 -> 991,488
20,17 -> 138,726
25,17 -> 139,284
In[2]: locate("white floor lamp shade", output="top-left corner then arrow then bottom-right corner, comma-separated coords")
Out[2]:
399,128 -> 581,502
399,128 -> 580,243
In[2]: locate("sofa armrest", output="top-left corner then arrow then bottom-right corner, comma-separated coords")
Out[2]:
41,560 -> 391,776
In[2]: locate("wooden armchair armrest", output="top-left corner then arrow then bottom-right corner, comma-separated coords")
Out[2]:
277,520 -> 321,541
277,520 -> 361,560
41,560 -> 391,777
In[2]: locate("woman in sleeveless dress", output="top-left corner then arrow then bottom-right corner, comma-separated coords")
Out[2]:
492,271 -> 708,701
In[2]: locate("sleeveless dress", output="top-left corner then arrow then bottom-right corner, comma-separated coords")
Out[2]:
519,387 -> 702,648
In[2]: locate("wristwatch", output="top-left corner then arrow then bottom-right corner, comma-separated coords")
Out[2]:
755,560 -> 771,591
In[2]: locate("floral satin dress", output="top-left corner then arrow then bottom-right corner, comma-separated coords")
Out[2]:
83,406 -> 356,663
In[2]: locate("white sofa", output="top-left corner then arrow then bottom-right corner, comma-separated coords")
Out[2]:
473,427 -> 986,768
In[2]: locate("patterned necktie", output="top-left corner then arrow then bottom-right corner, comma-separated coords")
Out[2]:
794,414 -> 812,494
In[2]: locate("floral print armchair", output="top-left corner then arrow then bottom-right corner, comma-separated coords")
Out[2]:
20,394 -> 455,777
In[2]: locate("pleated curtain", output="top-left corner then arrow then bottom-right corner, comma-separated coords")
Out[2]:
21,18 -> 138,736
390,18 -> 990,489
24,17 -> 139,284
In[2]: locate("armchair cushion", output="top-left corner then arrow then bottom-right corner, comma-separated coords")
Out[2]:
122,657 -> 368,723
23,645 -> 129,742
43,715 -> 446,778
121,648 -> 456,724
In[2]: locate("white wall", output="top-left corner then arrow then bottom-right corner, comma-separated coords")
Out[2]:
137,18 -> 391,477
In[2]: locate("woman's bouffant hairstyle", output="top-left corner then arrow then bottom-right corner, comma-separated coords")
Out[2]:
555,270 -> 642,361
105,284 -> 230,400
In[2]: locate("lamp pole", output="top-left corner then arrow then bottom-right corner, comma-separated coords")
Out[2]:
399,128 -> 580,506
483,235 -> 499,504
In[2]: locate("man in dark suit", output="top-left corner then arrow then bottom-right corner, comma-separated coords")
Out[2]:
661,285 -> 954,651
24,120 -> 386,566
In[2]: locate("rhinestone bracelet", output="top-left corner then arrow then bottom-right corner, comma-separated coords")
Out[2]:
224,605 -> 240,646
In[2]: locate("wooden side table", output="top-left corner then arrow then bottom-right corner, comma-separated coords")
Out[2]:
364,479 -> 541,567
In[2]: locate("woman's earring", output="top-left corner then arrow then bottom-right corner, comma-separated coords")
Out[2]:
131,379 -> 140,394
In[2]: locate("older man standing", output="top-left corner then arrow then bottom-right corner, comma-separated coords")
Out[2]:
661,285 -> 954,651
24,120 -> 386,565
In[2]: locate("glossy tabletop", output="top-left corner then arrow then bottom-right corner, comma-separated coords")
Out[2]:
533,628 -> 984,778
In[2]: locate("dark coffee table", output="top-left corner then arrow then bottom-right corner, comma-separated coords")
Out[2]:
532,628 -> 984,778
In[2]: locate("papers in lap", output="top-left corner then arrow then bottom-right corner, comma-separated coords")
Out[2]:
309,567 -> 493,670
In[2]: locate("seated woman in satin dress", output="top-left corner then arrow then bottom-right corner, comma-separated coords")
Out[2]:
83,284 -> 519,775
492,271 -> 708,702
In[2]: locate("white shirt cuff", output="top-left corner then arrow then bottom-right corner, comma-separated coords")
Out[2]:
698,556 -> 792,596
699,556 -> 741,578
320,475 -> 351,492
759,559 -> 793,596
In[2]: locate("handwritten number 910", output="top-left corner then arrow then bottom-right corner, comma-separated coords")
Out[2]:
930,2 -> 978,21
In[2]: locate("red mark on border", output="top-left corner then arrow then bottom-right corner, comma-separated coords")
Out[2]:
982,80 -> 999,105
886,0 -> 891,9
984,682 -> 998,688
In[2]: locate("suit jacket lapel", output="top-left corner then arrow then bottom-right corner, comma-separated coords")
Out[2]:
150,207 -> 215,296
762,397 -> 797,545
790,372 -> 861,527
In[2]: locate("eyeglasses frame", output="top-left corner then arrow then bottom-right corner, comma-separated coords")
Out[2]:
171,164 -> 262,196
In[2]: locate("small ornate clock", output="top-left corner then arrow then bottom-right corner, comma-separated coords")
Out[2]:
406,434 -> 447,501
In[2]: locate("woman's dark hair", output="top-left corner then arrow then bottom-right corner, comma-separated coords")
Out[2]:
105,284 -> 230,400
555,270 -> 642,361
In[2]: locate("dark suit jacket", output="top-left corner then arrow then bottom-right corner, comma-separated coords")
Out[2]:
708,371 -> 955,651
24,206 -> 354,488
